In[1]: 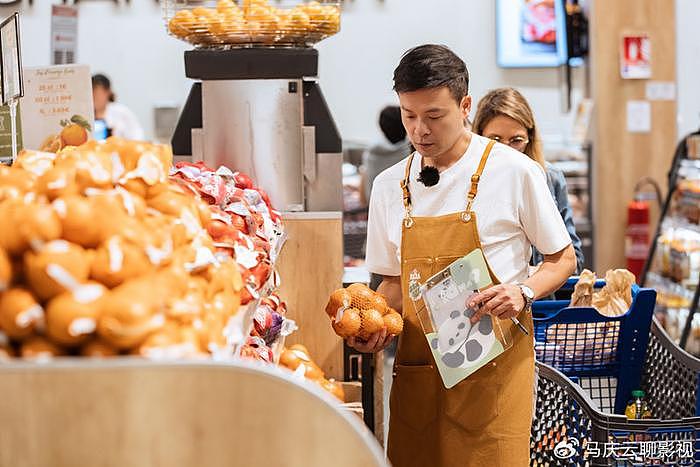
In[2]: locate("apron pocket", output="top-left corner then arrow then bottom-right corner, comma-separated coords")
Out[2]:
442,366 -> 502,434
391,364 -> 439,432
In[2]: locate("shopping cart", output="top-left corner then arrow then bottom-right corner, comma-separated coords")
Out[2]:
532,278 -> 657,414
531,356 -> 700,466
530,278 -> 700,466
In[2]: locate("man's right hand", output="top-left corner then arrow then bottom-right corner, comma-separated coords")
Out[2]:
347,327 -> 395,353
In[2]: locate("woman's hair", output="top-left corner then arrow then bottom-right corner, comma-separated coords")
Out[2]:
379,105 -> 406,145
473,87 -> 544,168
92,73 -> 115,102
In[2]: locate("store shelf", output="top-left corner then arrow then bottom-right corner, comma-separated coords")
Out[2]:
550,159 -> 588,175
643,135 -> 700,355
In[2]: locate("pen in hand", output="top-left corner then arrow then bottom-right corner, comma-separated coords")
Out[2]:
510,316 -> 529,336
468,300 -> 529,336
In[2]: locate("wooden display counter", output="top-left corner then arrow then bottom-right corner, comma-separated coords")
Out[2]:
274,212 -> 385,446
0,359 -> 386,467
277,212 -> 344,380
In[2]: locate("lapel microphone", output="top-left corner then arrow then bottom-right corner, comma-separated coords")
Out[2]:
417,166 -> 440,187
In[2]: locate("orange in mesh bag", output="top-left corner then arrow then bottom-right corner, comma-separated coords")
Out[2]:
324,284 -> 403,340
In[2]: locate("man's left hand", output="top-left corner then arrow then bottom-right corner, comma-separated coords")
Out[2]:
467,284 -> 525,324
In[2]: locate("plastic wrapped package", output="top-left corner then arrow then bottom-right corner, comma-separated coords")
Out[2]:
592,269 -> 636,318
571,269 -> 596,307
170,161 -> 285,306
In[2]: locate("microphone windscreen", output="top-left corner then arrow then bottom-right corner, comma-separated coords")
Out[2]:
417,166 -> 440,187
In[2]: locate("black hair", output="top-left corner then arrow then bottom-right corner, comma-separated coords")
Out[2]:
92,73 -> 115,102
378,105 -> 406,145
393,44 -> 469,104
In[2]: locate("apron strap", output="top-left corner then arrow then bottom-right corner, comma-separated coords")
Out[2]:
465,139 -> 497,213
401,152 -> 416,213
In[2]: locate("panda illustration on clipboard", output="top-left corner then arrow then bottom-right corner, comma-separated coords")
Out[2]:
423,265 -> 496,369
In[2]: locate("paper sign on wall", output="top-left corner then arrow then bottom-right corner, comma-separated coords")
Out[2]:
645,81 -> 676,101
626,100 -> 651,133
20,65 -> 94,151
51,5 -> 78,65
620,34 -> 651,79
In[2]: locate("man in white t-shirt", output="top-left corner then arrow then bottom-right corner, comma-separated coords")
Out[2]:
347,45 -> 576,466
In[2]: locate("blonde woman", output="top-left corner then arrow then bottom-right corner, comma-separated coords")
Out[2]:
474,87 -> 584,273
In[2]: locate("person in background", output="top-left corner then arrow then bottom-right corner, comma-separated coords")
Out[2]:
92,73 -> 145,141
473,87 -> 584,273
361,105 -> 411,204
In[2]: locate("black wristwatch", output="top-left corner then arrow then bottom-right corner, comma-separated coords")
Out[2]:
517,284 -> 535,313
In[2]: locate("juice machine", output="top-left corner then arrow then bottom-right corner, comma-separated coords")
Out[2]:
172,47 -> 342,212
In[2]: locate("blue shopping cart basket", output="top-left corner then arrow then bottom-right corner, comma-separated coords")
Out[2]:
531,277 -> 657,414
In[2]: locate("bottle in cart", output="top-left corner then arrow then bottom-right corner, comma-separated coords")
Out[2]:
625,390 -> 652,419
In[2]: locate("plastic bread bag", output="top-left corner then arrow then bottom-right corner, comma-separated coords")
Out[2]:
409,249 -> 512,389
571,269 -> 597,307
592,269 -> 636,317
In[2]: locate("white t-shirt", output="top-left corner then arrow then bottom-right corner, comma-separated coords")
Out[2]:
365,133 -> 571,285
105,102 -> 145,140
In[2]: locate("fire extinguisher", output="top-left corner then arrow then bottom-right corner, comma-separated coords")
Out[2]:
626,178 -> 661,281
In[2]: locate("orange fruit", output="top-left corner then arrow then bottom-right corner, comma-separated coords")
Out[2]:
383,311 -> 404,335
60,124 -> 89,147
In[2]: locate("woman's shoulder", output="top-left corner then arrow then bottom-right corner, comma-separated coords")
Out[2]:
544,161 -> 567,186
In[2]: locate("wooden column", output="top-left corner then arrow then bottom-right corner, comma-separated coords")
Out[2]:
590,0 -> 677,272
277,212 -> 345,380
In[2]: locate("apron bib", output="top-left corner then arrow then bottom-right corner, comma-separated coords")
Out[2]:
387,140 -> 535,467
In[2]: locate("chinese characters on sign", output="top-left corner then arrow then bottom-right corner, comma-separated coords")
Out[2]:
585,440 -> 694,462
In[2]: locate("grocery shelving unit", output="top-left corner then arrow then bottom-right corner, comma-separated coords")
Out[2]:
641,130 -> 700,352
548,142 -> 595,271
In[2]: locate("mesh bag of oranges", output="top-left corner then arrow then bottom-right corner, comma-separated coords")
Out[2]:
325,283 -> 403,340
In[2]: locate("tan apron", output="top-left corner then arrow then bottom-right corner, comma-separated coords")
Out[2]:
386,140 -> 535,467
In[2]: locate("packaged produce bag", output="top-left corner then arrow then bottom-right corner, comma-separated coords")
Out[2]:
571,269 -> 596,307
409,249 -> 512,389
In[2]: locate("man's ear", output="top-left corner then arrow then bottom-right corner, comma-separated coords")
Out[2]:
461,95 -> 472,119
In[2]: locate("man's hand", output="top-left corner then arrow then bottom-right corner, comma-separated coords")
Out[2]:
347,328 -> 395,353
467,284 -> 524,323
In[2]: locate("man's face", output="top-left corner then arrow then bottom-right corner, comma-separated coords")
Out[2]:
398,86 -> 471,158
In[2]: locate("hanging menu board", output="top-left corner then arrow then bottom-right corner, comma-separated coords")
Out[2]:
20,64 -> 93,151
0,12 -> 23,104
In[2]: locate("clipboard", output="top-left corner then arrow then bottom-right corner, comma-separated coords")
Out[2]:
410,249 -> 513,389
